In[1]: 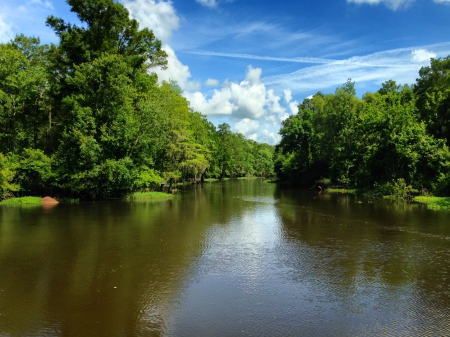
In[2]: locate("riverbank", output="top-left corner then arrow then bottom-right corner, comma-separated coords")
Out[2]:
0,191 -> 174,205
326,188 -> 450,210
413,196 -> 450,210
0,196 -> 43,205
127,191 -> 175,200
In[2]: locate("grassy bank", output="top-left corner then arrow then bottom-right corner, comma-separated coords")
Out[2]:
127,191 -> 174,200
204,178 -> 220,182
327,188 -> 358,194
203,178 -> 230,182
0,196 -> 42,205
263,179 -> 277,183
414,196 -> 450,210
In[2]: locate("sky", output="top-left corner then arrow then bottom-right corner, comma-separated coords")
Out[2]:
1,0 -> 450,144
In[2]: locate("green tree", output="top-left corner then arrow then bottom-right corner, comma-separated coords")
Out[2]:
414,56 -> 450,145
0,36 -> 50,153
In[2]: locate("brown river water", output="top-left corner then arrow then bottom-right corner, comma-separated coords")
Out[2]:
1,180 -> 450,336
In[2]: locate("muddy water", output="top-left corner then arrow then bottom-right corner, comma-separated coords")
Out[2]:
1,180 -> 450,336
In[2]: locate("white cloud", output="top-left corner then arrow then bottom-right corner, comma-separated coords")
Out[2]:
184,66 -> 298,145
185,90 -> 236,115
267,89 -> 289,121
234,118 -> 260,139
284,89 -> 292,104
0,14 -> 13,43
188,50 -> 336,64
186,66 -> 298,121
434,0 -> 450,3
121,0 -> 179,43
259,129 -> 281,145
152,45 -> 200,91
411,49 -> 436,63
185,66 -> 267,118
347,0 -> 413,10
205,78 -> 219,86
288,101 -> 299,115
196,0 -> 218,7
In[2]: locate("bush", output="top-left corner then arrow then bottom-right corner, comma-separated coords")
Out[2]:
0,153 -> 19,200
374,178 -> 418,199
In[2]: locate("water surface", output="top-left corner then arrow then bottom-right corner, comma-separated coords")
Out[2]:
1,180 -> 450,336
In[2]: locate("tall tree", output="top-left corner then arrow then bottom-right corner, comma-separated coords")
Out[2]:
414,56 -> 450,145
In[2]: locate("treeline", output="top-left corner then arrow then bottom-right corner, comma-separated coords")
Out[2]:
275,56 -> 450,196
0,0 -> 274,200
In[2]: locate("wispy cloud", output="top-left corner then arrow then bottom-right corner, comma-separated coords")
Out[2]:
263,43 -> 450,95
196,0 -> 218,8
171,18 -> 341,57
188,50 -> 337,64
29,0 -> 53,10
347,0 -> 414,10
0,13 -> 14,42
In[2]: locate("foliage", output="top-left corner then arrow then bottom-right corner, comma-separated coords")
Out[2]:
0,0 -> 275,199
0,153 -> 19,200
127,191 -> 174,200
327,188 -> 357,194
275,75 -> 450,198
414,196 -> 450,210
373,179 -> 419,199
0,196 -> 42,204
14,148 -> 53,194
414,56 -> 450,145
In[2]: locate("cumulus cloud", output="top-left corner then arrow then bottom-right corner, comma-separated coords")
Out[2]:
284,89 -> 292,104
205,78 -> 220,86
234,118 -> 260,140
267,89 -> 289,121
411,49 -> 436,63
347,0 -> 413,10
123,1 -> 202,91
184,66 -> 299,145
259,129 -> 281,145
185,66 -> 268,119
196,0 -> 218,7
185,90 -> 236,115
151,45 -> 200,91
121,0 -> 179,43
288,101 -> 299,115
185,66 -> 298,122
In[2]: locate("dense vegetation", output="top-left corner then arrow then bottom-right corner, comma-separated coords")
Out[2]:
275,57 -> 450,197
0,0 -> 274,200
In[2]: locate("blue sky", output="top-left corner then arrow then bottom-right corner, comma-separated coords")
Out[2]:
1,0 -> 450,144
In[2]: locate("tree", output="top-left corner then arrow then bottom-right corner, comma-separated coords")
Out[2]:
46,0 -> 167,71
0,36 -> 50,153
414,56 -> 450,145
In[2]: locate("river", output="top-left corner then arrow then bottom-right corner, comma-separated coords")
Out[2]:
1,180 -> 450,336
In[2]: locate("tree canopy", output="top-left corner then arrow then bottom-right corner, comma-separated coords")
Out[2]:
0,0 -> 274,200
275,60 -> 450,196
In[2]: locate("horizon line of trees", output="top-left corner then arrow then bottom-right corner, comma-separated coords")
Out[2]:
275,56 -> 450,196
0,0 -> 274,200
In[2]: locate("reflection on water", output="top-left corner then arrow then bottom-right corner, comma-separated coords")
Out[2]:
1,181 -> 450,336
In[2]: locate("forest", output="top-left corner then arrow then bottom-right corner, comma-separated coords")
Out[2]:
0,0 -> 274,200
275,57 -> 450,197
2,1 -> 450,201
